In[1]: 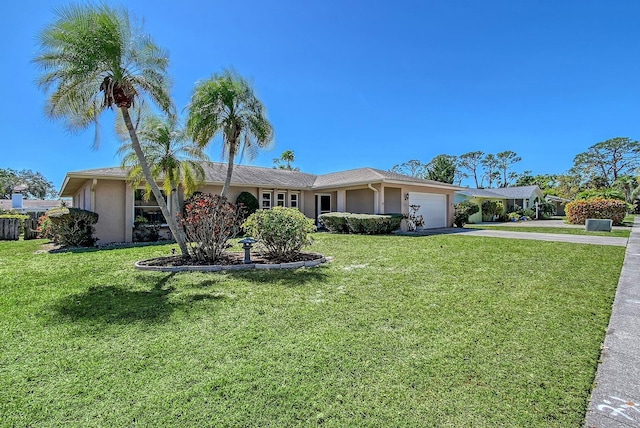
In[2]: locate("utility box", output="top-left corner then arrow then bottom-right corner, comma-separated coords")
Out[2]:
585,218 -> 613,232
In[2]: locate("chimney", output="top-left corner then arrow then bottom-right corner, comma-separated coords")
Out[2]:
11,193 -> 23,209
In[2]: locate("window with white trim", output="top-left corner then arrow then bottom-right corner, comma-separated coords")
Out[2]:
262,192 -> 272,209
134,189 -> 167,224
276,192 -> 286,207
290,193 -> 299,209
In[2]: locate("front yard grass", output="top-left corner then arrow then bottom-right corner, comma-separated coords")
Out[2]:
465,224 -> 631,238
0,234 -> 625,426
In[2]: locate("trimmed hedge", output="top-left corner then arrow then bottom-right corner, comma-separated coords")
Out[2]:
565,198 -> 627,225
46,207 -> 99,247
319,212 -> 403,235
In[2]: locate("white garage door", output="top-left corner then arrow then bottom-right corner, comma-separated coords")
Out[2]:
408,192 -> 447,228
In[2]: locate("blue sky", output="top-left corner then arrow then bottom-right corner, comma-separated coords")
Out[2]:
3,0 -> 640,191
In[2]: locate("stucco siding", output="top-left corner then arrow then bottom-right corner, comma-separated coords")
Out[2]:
94,180 -> 127,243
346,188 -> 374,213
384,187 -> 402,213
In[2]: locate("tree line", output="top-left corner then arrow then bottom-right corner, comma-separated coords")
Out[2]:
390,137 -> 640,203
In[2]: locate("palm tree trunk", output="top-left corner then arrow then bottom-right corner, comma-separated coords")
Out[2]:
120,108 -> 189,255
221,144 -> 237,198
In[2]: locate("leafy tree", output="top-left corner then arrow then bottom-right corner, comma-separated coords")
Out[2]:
186,69 -> 274,198
273,150 -> 299,170
481,154 -> 500,188
0,168 -> 58,199
390,159 -> 428,178
496,150 -> 521,187
458,151 -> 484,188
572,137 -> 640,187
555,173 -> 583,200
514,172 -> 558,192
612,175 -> 638,204
117,113 -> 208,217
425,154 -> 457,184
34,4 -> 189,255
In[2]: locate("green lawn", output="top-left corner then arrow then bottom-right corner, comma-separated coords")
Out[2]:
464,224 -> 631,238
0,234 -> 625,426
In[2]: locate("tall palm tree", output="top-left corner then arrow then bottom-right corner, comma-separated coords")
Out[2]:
34,4 -> 189,254
117,113 -> 209,217
186,69 -> 274,198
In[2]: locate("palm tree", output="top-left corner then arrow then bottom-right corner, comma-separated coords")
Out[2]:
117,113 -> 208,217
273,150 -> 299,170
186,69 -> 274,198
34,4 -> 189,254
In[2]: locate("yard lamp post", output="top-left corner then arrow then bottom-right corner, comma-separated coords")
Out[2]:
238,237 -> 257,264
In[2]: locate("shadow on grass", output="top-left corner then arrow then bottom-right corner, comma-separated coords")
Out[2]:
47,240 -> 175,254
51,273 -> 184,325
226,265 -> 330,287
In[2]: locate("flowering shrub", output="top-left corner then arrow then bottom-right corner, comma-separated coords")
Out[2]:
45,207 -> 99,247
565,198 -> 627,225
453,201 -> 479,227
243,207 -> 316,261
37,214 -> 55,239
180,194 -> 242,262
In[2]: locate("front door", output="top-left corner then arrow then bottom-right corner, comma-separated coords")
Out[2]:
315,194 -> 331,221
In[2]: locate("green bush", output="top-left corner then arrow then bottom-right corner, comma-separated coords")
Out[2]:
318,212 -> 350,233
318,212 -> 403,234
236,191 -> 260,219
132,216 -> 161,242
565,198 -> 627,225
453,201 -> 479,227
481,200 -> 505,222
46,207 -> 99,247
243,207 -> 316,261
577,189 -> 625,201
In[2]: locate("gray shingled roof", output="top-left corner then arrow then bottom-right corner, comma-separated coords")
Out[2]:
64,163 -> 461,193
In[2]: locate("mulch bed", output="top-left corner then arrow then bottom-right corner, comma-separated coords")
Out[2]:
134,252 -> 324,267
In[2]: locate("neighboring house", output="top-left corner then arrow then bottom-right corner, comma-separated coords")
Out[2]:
545,195 -> 570,216
0,196 -> 69,217
455,185 -> 545,223
59,163 -> 463,243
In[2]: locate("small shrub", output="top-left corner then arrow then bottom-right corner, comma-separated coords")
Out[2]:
180,194 -> 242,263
318,212 -> 350,233
481,200 -> 505,222
565,198 -> 627,225
37,214 -> 55,239
453,201 -> 479,227
132,216 -> 161,242
236,191 -> 260,219
46,207 -> 99,247
243,207 -> 316,261
508,212 -> 521,221
537,200 -> 555,219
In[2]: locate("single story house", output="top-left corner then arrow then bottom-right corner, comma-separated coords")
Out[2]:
454,185 -> 545,223
0,196 -> 69,217
544,195 -> 570,216
59,163 -> 463,243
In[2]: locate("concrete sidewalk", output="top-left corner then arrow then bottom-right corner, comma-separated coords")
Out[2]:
459,228 -> 629,247
584,217 -> 640,427
399,227 -> 629,247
